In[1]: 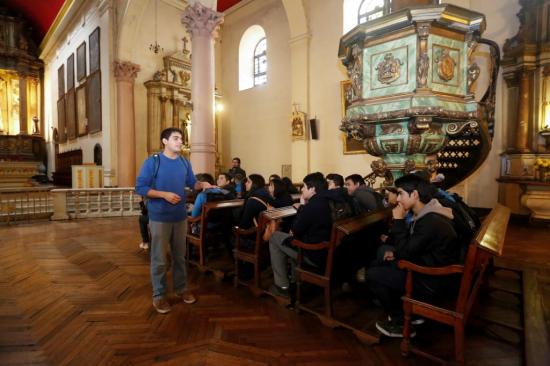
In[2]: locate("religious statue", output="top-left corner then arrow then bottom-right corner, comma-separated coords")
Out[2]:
180,113 -> 191,148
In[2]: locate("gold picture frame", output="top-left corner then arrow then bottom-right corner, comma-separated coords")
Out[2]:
291,110 -> 307,141
341,80 -> 366,154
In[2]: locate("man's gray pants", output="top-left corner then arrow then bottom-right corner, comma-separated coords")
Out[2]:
149,219 -> 188,300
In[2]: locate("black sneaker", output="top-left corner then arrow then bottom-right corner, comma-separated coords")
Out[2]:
375,319 -> 416,338
388,315 -> 425,325
269,284 -> 289,298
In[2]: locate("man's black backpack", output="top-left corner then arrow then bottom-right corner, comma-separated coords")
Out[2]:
326,189 -> 357,222
435,190 -> 481,261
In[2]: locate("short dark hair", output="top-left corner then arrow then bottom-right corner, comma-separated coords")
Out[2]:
196,173 -> 215,185
246,174 -> 265,192
326,173 -> 344,187
232,157 -> 241,163
218,172 -> 231,182
395,174 -> 436,204
345,174 -> 365,186
232,173 -> 244,182
269,174 -> 281,181
161,127 -> 183,142
303,172 -> 327,193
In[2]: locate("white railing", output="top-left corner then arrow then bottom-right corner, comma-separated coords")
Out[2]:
0,187 -> 54,223
51,188 -> 141,220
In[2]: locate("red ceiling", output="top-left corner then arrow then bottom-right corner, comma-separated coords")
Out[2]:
4,0 -> 65,43
2,0 -> 239,45
217,0 -> 242,12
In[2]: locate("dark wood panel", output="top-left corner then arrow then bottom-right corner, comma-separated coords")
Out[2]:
86,70 -> 101,133
56,96 -> 66,143
65,88 -> 76,140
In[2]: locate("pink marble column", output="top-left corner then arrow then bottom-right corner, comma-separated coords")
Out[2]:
114,61 -> 140,187
182,2 -> 223,175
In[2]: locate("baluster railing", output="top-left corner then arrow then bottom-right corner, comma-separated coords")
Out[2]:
50,187 -> 141,220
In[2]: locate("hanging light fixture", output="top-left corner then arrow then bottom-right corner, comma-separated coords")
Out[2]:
149,0 -> 163,54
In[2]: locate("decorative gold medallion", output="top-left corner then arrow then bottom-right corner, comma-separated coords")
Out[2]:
376,53 -> 403,84
435,48 -> 456,82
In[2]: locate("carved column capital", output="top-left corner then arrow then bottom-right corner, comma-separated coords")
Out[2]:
114,61 -> 140,82
181,2 -> 223,38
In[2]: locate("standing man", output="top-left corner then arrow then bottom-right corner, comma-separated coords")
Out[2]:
228,157 -> 246,179
136,127 -> 211,314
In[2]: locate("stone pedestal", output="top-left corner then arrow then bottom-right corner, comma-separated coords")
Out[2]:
521,189 -> 550,221
114,61 -> 140,187
182,2 -> 223,175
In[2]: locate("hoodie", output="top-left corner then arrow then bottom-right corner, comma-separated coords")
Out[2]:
392,199 -> 459,267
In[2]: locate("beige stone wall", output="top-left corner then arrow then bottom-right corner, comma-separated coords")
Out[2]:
218,0 -> 292,178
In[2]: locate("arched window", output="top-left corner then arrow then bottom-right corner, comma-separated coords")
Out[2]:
239,25 -> 267,91
358,0 -> 389,24
253,37 -> 267,86
343,0 -> 391,34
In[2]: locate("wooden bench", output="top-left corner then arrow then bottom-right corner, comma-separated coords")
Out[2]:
186,199 -> 244,276
292,207 -> 393,343
398,203 -> 511,365
233,205 -> 297,295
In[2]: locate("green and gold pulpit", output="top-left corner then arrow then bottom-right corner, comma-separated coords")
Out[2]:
339,4 -> 499,186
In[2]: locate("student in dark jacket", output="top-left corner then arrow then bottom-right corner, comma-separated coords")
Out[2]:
367,174 -> 459,338
269,178 -> 294,233
269,178 -> 294,208
268,172 -> 332,297
238,174 -> 274,229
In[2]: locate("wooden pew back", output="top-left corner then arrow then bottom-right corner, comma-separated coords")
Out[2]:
399,203 -> 511,365
186,199 -> 244,269
293,207 -> 393,317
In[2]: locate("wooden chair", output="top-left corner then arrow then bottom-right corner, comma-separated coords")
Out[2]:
233,206 -> 297,295
186,199 -> 244,272
292,208 -> 392,320
398,203 -> 511,365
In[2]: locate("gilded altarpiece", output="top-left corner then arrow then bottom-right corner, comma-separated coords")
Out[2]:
144,51 -> 192,156
498,0 -> 550,220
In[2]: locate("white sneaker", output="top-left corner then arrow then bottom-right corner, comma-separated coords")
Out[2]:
139,242 -> 149,250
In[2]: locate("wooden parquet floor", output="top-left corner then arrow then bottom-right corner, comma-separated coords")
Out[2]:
0,217 -> 529,366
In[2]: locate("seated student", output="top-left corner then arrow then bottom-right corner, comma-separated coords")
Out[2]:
269,178 -> 293,208
268,178 -> 295,233
232,173 -> 245,198
217,172 -> 236,196
326,173 -> 344,190
269,174 -> 281,183
238,174 -> 274,229
268,172 -> 332,297
190,173 -> 233,218
282,176 -> 299,194
345,174 -> 384,213
367,174 -> 459,338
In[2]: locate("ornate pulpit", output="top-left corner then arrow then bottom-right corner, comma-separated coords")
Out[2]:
339,4 -> 499,187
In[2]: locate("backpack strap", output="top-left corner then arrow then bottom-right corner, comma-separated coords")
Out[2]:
250,196 -> 269,209
151,154 -> 190,190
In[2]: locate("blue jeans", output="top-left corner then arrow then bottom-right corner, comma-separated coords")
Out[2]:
149,219 -> 188,300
